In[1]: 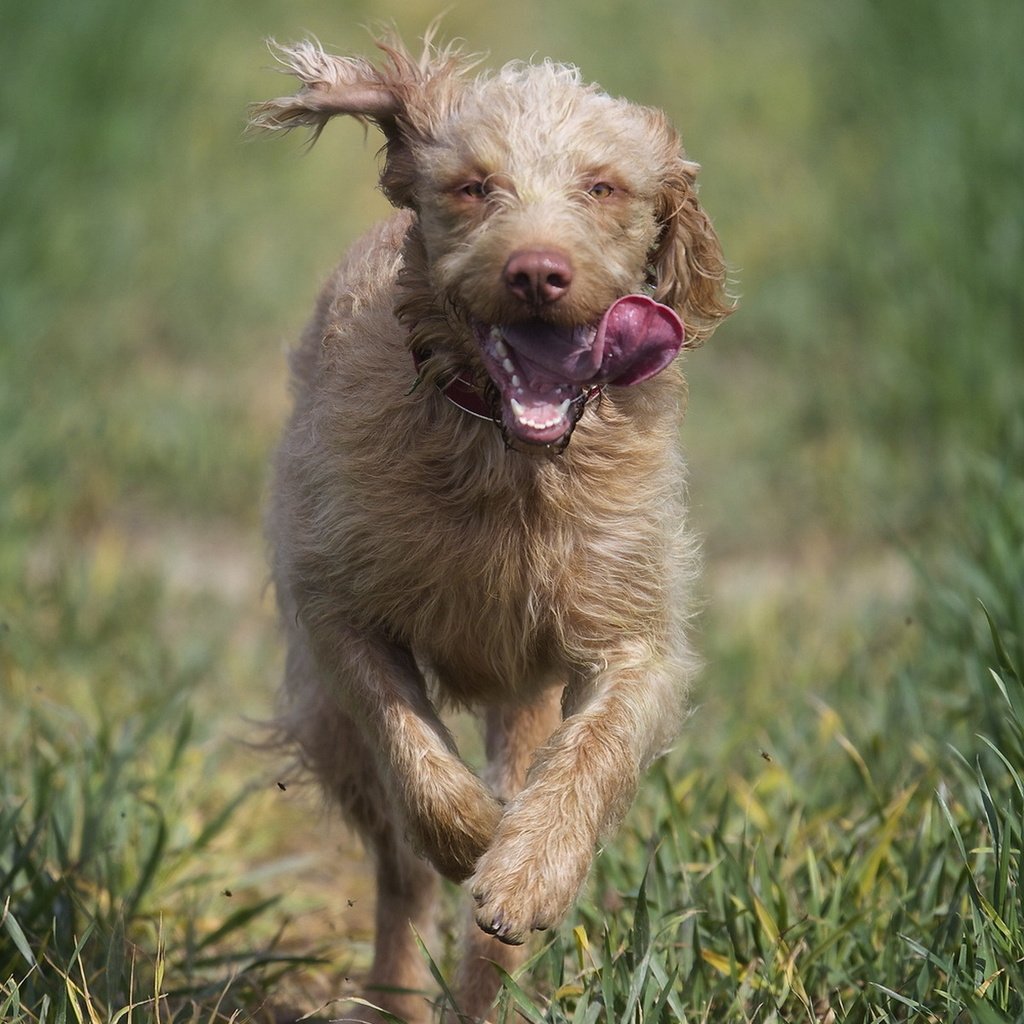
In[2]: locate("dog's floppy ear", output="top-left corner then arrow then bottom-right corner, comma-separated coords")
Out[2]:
250,36 -> 471,208
648,158 -> 734,345
249,40 -> 401,135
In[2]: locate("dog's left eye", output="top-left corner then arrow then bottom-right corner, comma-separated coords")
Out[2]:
588,182 -> 616,199
459,181 -> 488,200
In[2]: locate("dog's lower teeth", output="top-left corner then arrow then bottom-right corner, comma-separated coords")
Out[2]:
509,397 -> 568,432
502,358 -> 515,374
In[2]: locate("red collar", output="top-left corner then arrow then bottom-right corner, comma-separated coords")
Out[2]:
411,349 -> 493,420
411,350 -> 603,426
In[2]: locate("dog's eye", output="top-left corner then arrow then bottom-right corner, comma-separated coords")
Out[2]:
588,182 -> 616,199
458,181 -> 488,200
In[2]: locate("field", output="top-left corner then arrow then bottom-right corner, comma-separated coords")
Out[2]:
2,0 -> 1022,1021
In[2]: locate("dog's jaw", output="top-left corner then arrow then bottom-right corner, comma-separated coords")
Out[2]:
472,295 -> 687,447
475,323 -> 585,445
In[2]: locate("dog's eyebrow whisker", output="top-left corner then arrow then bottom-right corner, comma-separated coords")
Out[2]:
254,27 -> 732,1017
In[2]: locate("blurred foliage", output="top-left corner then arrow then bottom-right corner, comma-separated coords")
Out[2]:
2,0 -> 1021,550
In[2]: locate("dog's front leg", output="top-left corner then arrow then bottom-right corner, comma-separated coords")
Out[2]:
452,689 -> 564,1020
316,625 -> 504,881
468,654 -> 682,944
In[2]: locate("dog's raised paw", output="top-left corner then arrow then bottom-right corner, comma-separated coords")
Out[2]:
409,786 -> 504,882
471,892 -> 552,946
469,852 -> 573,945
476,908 -> 522,945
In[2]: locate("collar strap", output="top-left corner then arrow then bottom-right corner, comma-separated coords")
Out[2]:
411,349 -> 603,425
412,349 -> 494,420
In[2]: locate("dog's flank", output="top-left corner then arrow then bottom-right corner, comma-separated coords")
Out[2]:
255,33 -> 731,1023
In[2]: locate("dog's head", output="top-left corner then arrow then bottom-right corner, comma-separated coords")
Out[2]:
252,35 -> 732,447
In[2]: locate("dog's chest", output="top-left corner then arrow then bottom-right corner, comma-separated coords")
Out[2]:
403,497 -> 569,673
341,461 -> 595,693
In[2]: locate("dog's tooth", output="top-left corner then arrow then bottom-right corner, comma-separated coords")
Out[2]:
511,375 -> 521,388
502,358 -> 515,374
489,327 -> 511,358
510,396 -> 569,432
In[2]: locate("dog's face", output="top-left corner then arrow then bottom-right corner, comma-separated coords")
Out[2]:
252,39 -> 731,446
402,68 -> 696,444
411,69 -> 665,326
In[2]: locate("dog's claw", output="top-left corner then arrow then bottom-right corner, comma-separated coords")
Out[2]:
473,903 -> 528,945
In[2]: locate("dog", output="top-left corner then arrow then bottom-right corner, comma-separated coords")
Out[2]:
252,33 -> 731,1023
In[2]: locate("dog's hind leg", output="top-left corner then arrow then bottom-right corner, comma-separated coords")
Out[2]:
341,724 -> 441,1024
450,687 -> 564,1022
281,643 -> 440,1024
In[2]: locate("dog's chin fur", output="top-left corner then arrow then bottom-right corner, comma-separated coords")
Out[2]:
255,34 -> 732,1024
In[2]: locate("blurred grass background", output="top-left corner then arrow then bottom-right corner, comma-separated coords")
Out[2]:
1,0 -> 1022,1020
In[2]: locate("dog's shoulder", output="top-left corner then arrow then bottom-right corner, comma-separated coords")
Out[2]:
323,209 -> 416,314
287,211 -> 416,392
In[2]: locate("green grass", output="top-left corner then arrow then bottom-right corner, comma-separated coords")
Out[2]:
2,0 -> 1022,1020
500,449 -> 1024,1023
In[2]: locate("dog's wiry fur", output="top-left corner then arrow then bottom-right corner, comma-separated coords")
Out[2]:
254,34 -> 731,1023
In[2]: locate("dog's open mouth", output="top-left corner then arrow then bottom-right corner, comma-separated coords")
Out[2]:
473,295 -> 686,446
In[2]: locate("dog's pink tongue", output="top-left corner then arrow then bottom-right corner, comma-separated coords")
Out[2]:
594,295 -> 686,386
499,296 -> 685,388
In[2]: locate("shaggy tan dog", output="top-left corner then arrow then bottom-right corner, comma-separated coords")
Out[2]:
252,35 -> 731,1023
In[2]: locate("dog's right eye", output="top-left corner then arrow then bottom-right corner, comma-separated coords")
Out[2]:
458,181 -> 488,200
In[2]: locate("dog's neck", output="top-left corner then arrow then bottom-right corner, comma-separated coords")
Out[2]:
394,222 -> 457,357
410,347 -> 493,421
395,224 -> 495,421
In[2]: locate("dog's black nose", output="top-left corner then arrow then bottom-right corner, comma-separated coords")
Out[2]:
504,250 -> 573,305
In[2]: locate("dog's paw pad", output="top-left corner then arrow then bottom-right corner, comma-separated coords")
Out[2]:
471,879 -> 558,945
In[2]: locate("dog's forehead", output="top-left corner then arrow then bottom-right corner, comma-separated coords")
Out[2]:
425,65 -> 663,188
